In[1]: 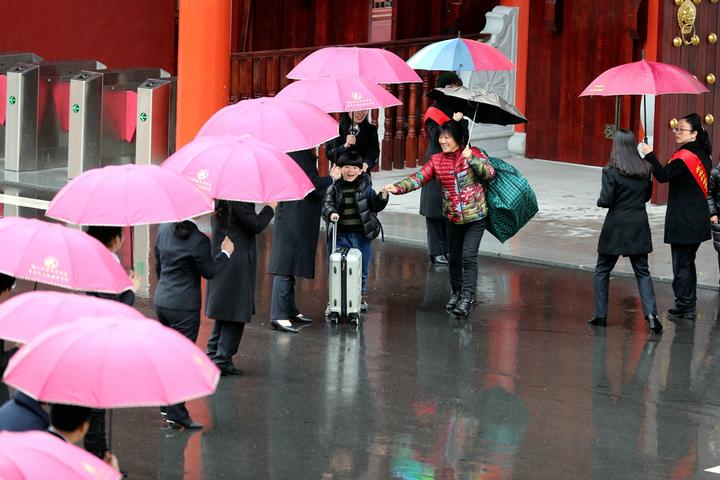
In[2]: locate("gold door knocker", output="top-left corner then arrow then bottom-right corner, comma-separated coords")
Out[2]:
678,0 -> 698,46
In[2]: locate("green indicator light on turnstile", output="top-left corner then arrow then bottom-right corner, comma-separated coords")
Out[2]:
8,96 -> 15,105
139,112 -> 147,122
72,104 -> 79,113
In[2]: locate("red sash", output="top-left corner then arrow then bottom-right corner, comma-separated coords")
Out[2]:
673,149 -> 708,197
423,107 -> 450,127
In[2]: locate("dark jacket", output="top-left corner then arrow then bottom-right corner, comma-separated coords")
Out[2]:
645,140 -> 712,244
153,221 -> 229,311
269,150 -> 333,279
0,391 -> 49,432
326,117 -> 380,171
596,167 -> 653,256
321,173 -> 388,240
206,202 -> 274,323
419,107 -> 469,219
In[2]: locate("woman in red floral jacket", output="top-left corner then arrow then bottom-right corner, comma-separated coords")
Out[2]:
383,120 -> 495,316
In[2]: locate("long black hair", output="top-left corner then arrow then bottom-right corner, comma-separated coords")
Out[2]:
681,112 -> 712,156
609,129 -> 651,178
339,111 -> 372,136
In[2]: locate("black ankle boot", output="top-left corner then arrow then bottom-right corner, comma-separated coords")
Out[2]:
588,317 -> 607,326
667,307 -> 696,319
446,292 -> 461,311
645,314 -> 663,333
452,294 -> 474,317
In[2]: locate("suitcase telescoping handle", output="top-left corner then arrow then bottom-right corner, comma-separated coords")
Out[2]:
331,219 -> 338,252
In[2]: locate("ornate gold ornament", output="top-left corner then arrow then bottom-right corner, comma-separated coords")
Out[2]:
670,118 -> 679,129
693,0 -> 702,5
677,0 -> 698,46
673,37 -> 683,47
705,114 -> 714,125
710,33 -> 718,44
707,73 -> 716,85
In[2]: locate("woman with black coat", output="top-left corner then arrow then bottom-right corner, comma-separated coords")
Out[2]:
154,220 -> 234,429
205,201 -> 275,376
708,164 -> 720,281
326,110 -> 380,172
268,149 -> 341,333
589,129 -> 661,333
641,113 -> 712,319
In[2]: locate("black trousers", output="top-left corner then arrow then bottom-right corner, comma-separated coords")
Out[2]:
155,306 -> 201,422
671,243 -> 701,311
270,275 -> 300,321
593,253 -> 657,318
206,321 -> 245,370
425,217 -> 448,257
447,218 -> 487,296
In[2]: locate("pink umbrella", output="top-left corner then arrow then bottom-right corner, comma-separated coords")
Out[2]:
287,47 -> 422,84
4,316 -> 220,409
162,136 -> 314,202
198,97 -> 338,152
275,75 -> 402,113
580,59 -> 708,96
0,291 -> 145,344
0,430 -> 121,480
46,164 -> 214,226
0,217 -> 132,293
579,59 -> 709,141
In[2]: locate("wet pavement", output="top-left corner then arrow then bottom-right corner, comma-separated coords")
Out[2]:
44,233 -> 720,479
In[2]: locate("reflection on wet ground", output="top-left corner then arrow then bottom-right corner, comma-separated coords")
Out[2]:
7,227 -> 720,479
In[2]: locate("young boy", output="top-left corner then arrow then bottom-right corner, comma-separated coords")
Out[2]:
322,150 -> 389,311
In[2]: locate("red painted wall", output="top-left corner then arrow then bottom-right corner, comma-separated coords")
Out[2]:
0,1 -> 177,74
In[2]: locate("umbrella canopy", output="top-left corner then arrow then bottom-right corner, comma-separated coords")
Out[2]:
275,75 -> 402,113
197,97 -> 338,152
287,47 -> 421,84
579,59 -> 709,96
0,430 -> 121,480
407,37 -> 514,72
45,164 -> 214,226
162,136 -> 314,202
4,315 -> 220,409
427,87 -> 528,125
0,291 -> 145,344
0,217 -> 132,293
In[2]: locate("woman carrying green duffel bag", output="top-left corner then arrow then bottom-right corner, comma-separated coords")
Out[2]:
481,150 -> 538,243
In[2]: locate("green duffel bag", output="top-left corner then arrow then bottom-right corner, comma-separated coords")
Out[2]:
482,153 -> 538,243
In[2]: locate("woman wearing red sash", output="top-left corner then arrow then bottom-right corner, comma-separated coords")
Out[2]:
641,113 -> 712,319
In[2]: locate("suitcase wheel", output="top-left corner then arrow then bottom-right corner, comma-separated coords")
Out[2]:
329,312 -> 340,324
349,313 -> 359,325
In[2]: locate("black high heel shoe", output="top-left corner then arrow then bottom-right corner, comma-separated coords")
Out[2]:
446,292 -> 461,311
452,295 -> 475,317
271,320 -> 299,333
645,314 -> 663,333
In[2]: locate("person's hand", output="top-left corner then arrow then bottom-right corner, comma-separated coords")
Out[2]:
330,213 -> 340,222
712,215 -> 719,224
266,201 -> 278,209
382,184 -> 398,194
462,147 -> 472,159
129,270 -> 142,292
452,112 -> 464,122
330,166 -> 342,181
362,162 -> 369,172
380,190 -> 389,200
344,134 -> 357,148
640,143 -> 653,155
221,236 -> 235,256
104,452 -> 120,471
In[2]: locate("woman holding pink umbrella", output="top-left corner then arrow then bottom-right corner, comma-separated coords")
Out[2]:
326,110 -> 380,173
153,220 -> 234,428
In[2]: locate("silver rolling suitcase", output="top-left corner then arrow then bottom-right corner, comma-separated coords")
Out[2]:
327,222 -> 363,325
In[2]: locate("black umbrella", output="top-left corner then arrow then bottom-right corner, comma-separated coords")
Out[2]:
426,86 -> 528,126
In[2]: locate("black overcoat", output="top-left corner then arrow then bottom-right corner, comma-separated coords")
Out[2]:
707,164 -> 720,216
596,167 -> 653,256
268,150 -> 333,279
419,112 -> 469,219
645,140 -> 712,245
206,202 -> 274,323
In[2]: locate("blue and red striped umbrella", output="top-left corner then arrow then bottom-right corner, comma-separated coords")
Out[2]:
407,37 -> 514,72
